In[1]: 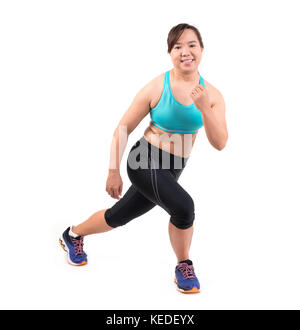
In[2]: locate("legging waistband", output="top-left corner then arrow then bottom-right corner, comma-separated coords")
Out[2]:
127,136 -> 189,170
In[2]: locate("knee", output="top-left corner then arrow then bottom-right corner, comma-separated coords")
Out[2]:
170,197 -> 195,229
104,208 -> 128,228
104,208 -> 117,228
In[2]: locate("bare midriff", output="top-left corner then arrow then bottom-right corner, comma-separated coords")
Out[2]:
143,122 -> 198,158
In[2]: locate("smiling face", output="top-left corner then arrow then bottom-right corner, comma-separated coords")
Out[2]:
169,29 -> 203,73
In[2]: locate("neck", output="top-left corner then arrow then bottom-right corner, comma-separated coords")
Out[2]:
171,68 -> 200,83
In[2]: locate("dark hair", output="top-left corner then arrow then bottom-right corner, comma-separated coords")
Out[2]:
167,23 -> 204,53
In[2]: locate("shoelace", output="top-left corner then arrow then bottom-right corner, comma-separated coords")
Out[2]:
72,237 -> 84,255
178,263 -> 196,279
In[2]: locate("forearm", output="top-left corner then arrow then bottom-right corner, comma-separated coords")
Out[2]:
201,108 -> 228,150
108,125 -> 129,173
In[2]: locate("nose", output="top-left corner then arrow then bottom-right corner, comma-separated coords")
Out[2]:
180,46 -> 192,56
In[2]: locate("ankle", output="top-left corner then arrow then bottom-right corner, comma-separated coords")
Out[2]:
69,225 -> 81,237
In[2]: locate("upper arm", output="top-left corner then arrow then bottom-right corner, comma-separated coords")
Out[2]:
211,88 -> 226,115
116,79 -> 154,135
211,88 -> 228,138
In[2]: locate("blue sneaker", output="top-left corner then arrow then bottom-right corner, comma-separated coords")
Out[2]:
59,227 -> 87,266
174,259 -> 200,293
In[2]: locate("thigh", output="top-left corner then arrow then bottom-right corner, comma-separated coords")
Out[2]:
104,184 -> 156,227
126,135 -> 192,216
127,161 -> 193,216
150,167 -> 194,216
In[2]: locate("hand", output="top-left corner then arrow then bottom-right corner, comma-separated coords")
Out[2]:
106,172 -> 123,200
190,84 -> 210,113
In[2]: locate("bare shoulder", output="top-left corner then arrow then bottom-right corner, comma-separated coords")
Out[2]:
147,72 -> 165,109
148,72 -> 165,86
131,72 -> 164,108
203,78 -> 225,107
117,72 -> 165,134
139,72 -> 164,93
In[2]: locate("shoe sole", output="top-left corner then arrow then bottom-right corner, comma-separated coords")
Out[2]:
59,237 -> 87,266
174,278 -> 200,294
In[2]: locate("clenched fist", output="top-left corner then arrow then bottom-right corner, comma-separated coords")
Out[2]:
190,84 -> 210,113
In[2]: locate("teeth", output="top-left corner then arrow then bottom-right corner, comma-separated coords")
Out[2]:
182,60 -> 193,62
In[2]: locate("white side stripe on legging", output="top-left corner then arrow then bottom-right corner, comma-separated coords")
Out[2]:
149,157 -> 163,207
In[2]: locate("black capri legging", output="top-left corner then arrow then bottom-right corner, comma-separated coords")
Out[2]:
104,136 -> 195,229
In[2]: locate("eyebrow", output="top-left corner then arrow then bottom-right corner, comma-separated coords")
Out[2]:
175,40 -> 197,45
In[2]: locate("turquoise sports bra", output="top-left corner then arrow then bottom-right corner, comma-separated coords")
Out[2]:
150,70 -> 205,134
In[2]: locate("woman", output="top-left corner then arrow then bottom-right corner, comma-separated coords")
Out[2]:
59,23 -> 228,294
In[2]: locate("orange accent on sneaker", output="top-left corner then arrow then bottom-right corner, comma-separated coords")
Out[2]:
67,260 -> 87,266
59,239 -> 66,251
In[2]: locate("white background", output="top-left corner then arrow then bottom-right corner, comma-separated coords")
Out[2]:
0,0 -> 299,310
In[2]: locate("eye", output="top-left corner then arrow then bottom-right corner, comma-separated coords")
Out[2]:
174,45 -> 196,49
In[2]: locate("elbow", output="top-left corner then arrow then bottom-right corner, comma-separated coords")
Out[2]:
214,144 -> 225,151
214,134 -> 228,151
215,144 -> 225,151
114,125 -> 132,138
